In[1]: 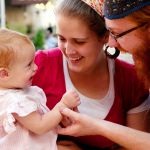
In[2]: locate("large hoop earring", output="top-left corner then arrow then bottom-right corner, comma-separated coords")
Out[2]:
104,46 -> 120,59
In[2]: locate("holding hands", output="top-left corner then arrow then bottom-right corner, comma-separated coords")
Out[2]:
58,90 -> 80,128
57,108 -> 101,137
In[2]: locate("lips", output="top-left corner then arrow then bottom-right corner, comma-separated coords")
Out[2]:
69,56 -> 83,62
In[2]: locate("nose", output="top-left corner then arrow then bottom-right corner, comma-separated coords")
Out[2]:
65,42 -> 76,55
108,35 -> 119,48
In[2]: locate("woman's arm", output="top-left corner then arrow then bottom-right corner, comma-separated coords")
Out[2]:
58,108 -> 150,150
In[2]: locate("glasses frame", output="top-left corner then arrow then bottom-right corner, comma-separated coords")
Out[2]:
109,23 -> 147,41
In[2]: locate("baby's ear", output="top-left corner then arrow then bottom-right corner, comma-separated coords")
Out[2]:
0,68 -> 8,79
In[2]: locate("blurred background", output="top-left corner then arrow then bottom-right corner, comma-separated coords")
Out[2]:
0,0 -> 57,50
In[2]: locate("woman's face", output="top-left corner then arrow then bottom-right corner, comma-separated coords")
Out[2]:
56,14 -> 106,74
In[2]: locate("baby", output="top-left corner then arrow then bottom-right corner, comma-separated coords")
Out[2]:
0,29 -> 80,150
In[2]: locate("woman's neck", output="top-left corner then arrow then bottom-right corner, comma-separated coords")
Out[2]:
68,57 -> 110,99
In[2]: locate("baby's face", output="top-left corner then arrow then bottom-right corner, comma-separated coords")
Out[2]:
8,44 -> 37,89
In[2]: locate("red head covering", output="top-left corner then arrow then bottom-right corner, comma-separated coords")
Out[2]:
81,0 -> 104,16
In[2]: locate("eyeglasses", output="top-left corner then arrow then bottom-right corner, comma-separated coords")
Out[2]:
109,23 -> 147,41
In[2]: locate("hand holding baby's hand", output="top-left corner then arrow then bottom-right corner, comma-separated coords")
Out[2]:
59,91 -> 80,127
60,106 -> 79,127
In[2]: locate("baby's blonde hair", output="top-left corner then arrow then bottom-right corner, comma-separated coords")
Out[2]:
0,29 -> 34,68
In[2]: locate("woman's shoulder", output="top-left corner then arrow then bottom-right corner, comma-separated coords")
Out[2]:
35,48 -> 63,66
35,47 -> 62,58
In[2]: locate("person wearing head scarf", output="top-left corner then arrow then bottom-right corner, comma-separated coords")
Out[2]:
57,0 -> 150,150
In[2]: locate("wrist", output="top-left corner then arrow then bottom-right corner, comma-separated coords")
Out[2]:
55,101 -> 68,111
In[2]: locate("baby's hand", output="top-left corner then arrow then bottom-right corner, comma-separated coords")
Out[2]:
61,90 -> 80,109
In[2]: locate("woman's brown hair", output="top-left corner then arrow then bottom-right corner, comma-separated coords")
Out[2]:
55,0 -> 107,37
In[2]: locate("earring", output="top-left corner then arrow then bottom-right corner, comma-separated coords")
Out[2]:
104,46 -> 120,59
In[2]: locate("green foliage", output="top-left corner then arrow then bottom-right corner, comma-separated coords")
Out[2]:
6,23 -> 27,34
32,29 -> 45,50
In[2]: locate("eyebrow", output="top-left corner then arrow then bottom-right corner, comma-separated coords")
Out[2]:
75,38 -> 89,41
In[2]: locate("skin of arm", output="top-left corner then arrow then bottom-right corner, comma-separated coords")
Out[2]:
126,111 -> 147,131
13,90 -> 80,135
57,108 -> 150,150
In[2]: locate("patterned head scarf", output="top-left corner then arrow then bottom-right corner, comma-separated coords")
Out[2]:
81,0 -> 104,16
104,0 -> 150,19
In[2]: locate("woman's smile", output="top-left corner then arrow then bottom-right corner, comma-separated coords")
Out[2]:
68,56 -> 84,64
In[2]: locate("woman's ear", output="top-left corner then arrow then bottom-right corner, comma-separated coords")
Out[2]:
99,31 -> 109,43
104,31 -> 109,43
0,68 -> 9,79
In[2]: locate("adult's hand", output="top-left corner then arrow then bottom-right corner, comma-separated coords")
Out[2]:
57,108 -> 100,137
60,107 -> 79,127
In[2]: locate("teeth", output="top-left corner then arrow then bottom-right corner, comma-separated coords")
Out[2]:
77,57 -> 82,60
70,57 -> 82,61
